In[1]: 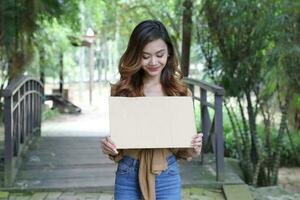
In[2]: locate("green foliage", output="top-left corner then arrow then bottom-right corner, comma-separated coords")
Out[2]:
196,0 -> 300,186
203,0 -> 274,97
33,18 -> 73,78
219,108 -> 300,166
42,105 -> 60,122
279,131 -> 300,166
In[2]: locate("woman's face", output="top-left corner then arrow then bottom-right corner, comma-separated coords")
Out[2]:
141,39 -> 168,78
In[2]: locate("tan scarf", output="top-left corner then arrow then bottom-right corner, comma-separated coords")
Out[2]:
138,149 -> 169,200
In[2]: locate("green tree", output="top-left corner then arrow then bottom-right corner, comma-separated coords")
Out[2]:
201,0 -> 277,186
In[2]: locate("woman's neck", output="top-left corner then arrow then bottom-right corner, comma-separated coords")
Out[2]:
143,75 -> 165,96
143,74 -> 161,86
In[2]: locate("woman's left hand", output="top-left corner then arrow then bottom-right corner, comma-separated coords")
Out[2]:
186,133 -> 203,161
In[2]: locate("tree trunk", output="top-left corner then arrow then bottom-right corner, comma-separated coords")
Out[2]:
8,51 -> 25,82
224,102 -> 242,158
246,92 -> 260,164
237,97 -> 253,183
181,0 -> 193,77
260,104 -> 272,184
286,123 -> 300,165
272,94 -> 290,185
59,52 -> 64,94
39,49 -> 45,85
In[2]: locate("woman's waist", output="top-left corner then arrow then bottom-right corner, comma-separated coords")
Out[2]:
122,148 -> 173,159
121,149 -> 176,167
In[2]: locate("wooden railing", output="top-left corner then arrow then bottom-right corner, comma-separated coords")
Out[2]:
2,75 -> 44,186
183,77 -> 225,182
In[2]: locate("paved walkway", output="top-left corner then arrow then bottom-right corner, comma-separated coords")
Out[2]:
1,188 -> 226,200
42,103 -> 109,137
42,82 -> 111,137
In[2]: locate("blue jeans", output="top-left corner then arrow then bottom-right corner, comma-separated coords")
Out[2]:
114,155 -> 181,200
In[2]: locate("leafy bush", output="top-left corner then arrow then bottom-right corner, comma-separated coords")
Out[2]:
42,105 -> 60,122
194,106 -> 300,167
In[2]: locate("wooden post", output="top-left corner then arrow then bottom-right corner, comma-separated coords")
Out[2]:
215,94 -> 224,182
4,96 -> 13,186
201,88 -> 211,144
188,84 -> 195,105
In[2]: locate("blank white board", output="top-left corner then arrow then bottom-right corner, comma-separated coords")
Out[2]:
109,97 -> 196,149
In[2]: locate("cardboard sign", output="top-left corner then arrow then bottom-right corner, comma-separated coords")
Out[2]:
109,96 -> 196,149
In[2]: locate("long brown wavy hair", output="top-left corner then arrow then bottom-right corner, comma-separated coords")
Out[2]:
111,20 -> 188,97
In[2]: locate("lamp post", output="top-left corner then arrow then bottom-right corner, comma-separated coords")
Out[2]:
83,27 -> 96,105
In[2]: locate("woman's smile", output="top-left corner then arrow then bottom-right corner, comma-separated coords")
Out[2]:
147,66 -> 161,72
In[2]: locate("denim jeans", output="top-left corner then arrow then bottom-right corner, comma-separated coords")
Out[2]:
114,155 -> 181,200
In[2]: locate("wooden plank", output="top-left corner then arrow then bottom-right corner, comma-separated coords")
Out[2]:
6,137 -> 245,192
44,192 -> 62,200
30,192 -> 48,200
73,192 -> 100,200
98,193 -> 114,200
21,162 -> 114,171
223,185 -> 253,200
37,137 -> 101,142
57,192 -> 75,200
22,157 -> 114,168
23,152 -> 108,160
28,147 -> 102,153
12,176 -> 115,191
17,165 -> 117,180
31,141 -> 102,149
25,148 -> 106,159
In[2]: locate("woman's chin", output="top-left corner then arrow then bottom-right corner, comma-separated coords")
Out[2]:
144,68 -> 163,77
145,71 -> 162,78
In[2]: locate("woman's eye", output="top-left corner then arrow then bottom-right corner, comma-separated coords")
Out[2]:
142,56 -> 150,59
157,54 -> 164,58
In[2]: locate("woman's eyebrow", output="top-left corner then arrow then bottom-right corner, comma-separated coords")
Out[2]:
142,49 -> 165,55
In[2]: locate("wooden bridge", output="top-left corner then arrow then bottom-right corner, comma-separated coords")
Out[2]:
0,75 -> 247,197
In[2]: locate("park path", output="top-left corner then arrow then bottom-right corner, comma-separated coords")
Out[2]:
41,100 -> 110,137
42,82 -> 111,137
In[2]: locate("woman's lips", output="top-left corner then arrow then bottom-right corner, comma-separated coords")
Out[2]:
147,67 -> 160,72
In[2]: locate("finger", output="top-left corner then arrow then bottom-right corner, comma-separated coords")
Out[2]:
103,146 -> 117,156
192,134 -> 203,141
105,136 -> 117,149
192,142 -> 202,147
106,136 -> 116,148
100,140 -> 116,155
102,140 -> 118,154
191,138 -> 202,145
106,137 -> 119,154
192,138 -> 202,143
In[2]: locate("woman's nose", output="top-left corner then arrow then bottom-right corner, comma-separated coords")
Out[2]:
149,57 -> 158,66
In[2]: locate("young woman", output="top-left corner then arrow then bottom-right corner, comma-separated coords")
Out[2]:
100,20 -> 202,200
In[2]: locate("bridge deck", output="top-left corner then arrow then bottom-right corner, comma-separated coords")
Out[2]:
2,137 -> 243,192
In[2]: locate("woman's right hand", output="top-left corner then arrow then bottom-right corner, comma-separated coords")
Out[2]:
100,136 -> 119,156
